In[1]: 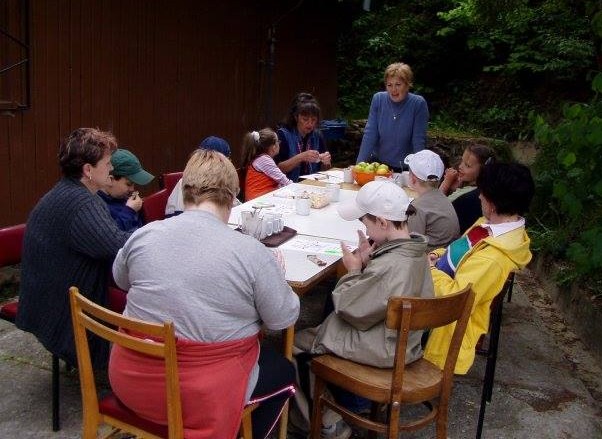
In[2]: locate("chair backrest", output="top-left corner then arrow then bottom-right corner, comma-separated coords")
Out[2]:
386,286 -> 475,400
141,188 -> 169,223
69,287 -> 183,439
160,172 -> 183,194
0,223 -> 26,267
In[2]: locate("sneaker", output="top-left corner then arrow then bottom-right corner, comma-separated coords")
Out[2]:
321,419 -> 351,439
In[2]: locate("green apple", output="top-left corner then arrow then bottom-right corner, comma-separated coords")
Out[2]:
354,164 -> 366,173
376,165 -> 389,175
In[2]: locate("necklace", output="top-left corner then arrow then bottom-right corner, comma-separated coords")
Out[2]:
387,96 -> 405,120
388,98 -> 402,121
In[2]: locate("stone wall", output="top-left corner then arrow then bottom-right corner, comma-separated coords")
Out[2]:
330,120 -> 516,167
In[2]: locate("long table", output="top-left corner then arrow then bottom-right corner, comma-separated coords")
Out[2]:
229,183 -> 365,243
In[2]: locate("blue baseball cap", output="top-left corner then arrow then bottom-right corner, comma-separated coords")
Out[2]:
198,136 -> 231,157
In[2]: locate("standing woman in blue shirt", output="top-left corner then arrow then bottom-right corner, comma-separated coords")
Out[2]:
356,62 -> 429,171
276,92 -> 332,182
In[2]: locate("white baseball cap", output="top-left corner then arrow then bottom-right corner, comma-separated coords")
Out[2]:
404,150 -> 444,181
337,180 -> 411,222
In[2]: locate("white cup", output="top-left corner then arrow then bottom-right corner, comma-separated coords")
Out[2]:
239,211 -> 254,234
343,166 -> 354,184
399,171 -> 410,187
326,183 -> 340,202
295,197 -> 311,216
273,213 -> 284,233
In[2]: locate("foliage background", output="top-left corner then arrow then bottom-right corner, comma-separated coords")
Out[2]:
336,0 -> 602,293
337,0 -> 598,140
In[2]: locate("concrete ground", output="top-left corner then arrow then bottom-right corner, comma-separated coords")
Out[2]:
0,271 -> 601,438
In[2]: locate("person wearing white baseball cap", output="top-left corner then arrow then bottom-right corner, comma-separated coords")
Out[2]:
405,150 -> 460,251
294,180 -> 434,434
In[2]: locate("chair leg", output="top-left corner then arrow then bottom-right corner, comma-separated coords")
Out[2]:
239,409 -> 253,439
52,354 -> 60,431
278,400 -> 289,439
475,384 -> 488,439
310,377 -> 326,439
506,277 -> 514,302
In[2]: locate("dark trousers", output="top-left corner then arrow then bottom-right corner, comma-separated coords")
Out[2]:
250,345 -> 296,438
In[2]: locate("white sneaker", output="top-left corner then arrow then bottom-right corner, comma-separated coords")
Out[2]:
321,409 -> 352,439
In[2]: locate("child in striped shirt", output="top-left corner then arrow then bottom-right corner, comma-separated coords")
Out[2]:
242,128 -> 293,201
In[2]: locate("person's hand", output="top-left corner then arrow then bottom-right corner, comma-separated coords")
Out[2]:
126,192 -> 143,212
428,252 -> 439,267
319,152 -> 332,167
341,241 -> 363,272
271,248 -> 286,274
440,168 -> 459,195
300,149 -> 321,163
356,230 -> 375,266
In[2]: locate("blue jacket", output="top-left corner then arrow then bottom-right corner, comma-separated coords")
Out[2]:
98,191 -> 143,232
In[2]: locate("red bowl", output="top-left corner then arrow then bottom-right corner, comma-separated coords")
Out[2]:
352,169 -> 393,186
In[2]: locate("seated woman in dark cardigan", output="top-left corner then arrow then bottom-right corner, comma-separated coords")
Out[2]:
16,127 -> 130,369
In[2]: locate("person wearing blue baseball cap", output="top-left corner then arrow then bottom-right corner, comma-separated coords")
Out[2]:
165,135 -> 236,216
98,148 -> 155,232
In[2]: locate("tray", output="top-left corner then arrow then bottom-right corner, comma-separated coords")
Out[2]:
235,226 -> 297,247
260,226 -> 297,247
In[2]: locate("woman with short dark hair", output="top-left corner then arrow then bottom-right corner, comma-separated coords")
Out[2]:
275,92 -> 331,181
16,127 -> 130,368
424,162 -> 535,374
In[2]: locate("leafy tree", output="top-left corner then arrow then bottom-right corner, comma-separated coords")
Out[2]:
531,72 -> 602,289
337,0 -> 598,139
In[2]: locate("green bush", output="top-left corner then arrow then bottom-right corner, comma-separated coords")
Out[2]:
530,73 -> 602,292
337,0 -> 597,140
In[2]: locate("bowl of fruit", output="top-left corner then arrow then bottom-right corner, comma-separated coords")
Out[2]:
352,162 -> 392,186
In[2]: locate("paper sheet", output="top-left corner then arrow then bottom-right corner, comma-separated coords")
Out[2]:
280,237 -> 357,256
298,170 -> 344,181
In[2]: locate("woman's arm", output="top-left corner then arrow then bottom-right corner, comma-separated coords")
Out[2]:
275,129 -> 320,174
356,93 -> 380,163
252,247 -> 300,330
410,96 -> 429,152
69,198 -> 130,260
112,247 -> 131,291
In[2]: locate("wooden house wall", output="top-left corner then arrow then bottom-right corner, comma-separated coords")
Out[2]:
0,0 -> 339,226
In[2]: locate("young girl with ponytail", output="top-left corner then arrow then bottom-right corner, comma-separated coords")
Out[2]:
241,128 -> 293,201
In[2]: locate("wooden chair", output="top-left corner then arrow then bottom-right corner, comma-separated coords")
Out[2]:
309,286 -> 475,439
0,224 -> 62,432
69,287 -> 258,439
159,171 -> 183,194
141,188 -> 169,223
475,273 -> 515,439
